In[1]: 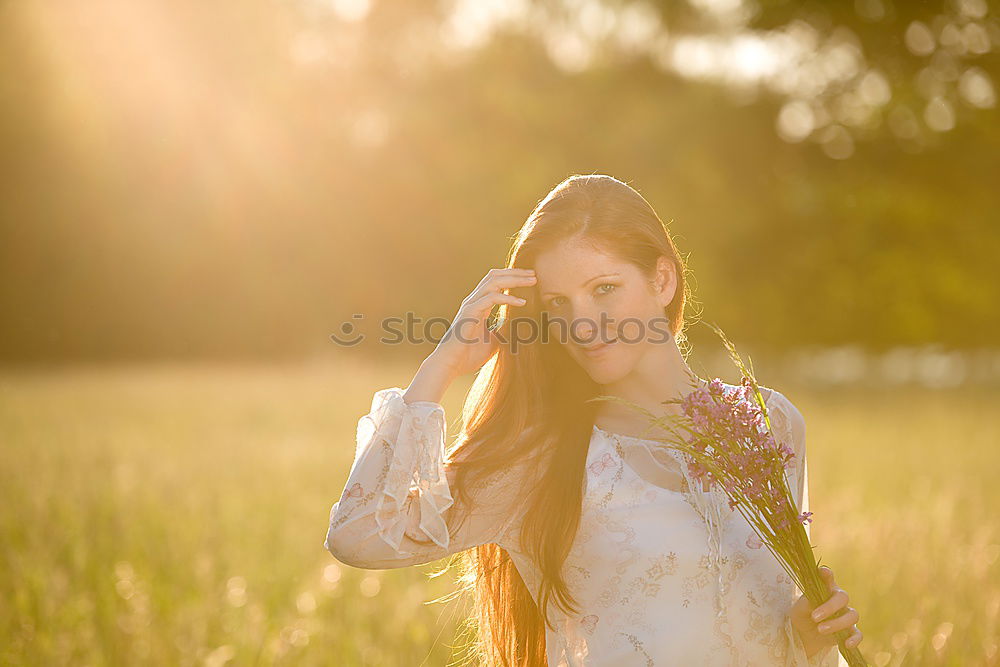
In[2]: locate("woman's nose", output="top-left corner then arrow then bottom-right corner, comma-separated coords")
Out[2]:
569,306 -> 605,345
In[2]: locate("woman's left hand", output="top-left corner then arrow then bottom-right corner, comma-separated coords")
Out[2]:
789,565 -> 863,657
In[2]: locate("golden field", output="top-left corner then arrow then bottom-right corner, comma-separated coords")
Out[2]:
1,357 -> 997,666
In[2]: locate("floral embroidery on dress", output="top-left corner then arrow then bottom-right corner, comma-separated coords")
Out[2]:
616,632 -> 654,666
589,452 -> 616,476
328,440 -> 391,532
681,553 -> 715,602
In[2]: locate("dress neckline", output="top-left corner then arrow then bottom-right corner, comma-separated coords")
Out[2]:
591,423 -> 669,446
591,424 -> 693,495
591,381 -> 777,443
589,382 -> 780,496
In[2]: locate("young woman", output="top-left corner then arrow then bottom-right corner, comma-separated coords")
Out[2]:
325,174 -> 863,666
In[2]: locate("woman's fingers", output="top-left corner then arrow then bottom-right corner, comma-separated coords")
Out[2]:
480,267 -> 536,282
468,291 -> 527,313
817,606 -> 859,634
811,588 -> 849,623
466,271 -> 536,306
818,565 -> 836,589
464,269 -> 536,314
810,565 -> 863,648
475,271 -> 537,294
472,267 -> 536,292
811,567 -> 848,620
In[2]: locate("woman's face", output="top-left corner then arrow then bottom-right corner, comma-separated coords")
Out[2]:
532,235 -> 677,385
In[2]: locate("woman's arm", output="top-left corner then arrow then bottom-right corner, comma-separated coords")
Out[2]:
326,267 -> 538,569
324,357 -> 533,569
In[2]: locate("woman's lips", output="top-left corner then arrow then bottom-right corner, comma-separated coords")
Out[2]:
581,338 -> 618,357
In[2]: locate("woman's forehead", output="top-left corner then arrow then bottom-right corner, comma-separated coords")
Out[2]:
533,237 -> 623,276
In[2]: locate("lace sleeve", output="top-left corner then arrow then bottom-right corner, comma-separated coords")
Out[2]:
324,387 -> 533,570
767,389 -> 843,667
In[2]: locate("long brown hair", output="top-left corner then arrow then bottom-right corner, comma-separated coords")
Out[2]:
424,174 -> 696,666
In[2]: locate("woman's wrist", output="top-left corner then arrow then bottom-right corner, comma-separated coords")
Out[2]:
402,353 -> 457,406
793,619 -> 824,660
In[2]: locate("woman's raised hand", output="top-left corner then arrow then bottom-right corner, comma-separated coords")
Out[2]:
429,267 -> 537,379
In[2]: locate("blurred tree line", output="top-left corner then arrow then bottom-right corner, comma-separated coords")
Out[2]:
0,0 -> 997,363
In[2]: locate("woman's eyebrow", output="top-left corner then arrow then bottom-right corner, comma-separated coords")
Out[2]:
540,273 -> 620,298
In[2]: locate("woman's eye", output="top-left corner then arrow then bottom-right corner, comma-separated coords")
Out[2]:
546,285 -> 615,309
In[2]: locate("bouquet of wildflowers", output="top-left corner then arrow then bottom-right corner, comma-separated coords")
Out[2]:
595,323 -> 867,666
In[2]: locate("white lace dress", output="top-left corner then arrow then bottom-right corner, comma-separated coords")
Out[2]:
324,383 -> 845,666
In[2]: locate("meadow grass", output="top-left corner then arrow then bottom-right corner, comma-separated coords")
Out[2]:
1,357 -> 996,666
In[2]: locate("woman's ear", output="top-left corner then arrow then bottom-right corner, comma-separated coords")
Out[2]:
653,255 -> 677,307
